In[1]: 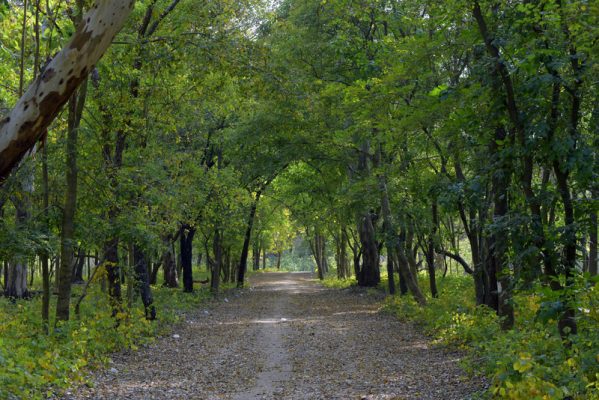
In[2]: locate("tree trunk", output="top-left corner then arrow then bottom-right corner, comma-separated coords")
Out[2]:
554,166 -> 578,338
180,225 -> 195,293
230,254 -> 237,284
29,261 -> 35,287
335,239 -> 341,276
2,261 -> 7,292
396,243 -> 409,296
590,207 -> 598,276
488,127 -> 514,330
252,242 -> 261,271
276,251 -> 282,270
352,248 -> 361,280
41,139 -> 50,327
56,80 -> 87,321
223,248 -> 230,283
6,169 -> 32,299
339,229 -> 349,278
425,201 -> 439,298
149,260 -> 160,285
0,1 -> 136,183
71,247 -> 86,283
357,213 -> 380,287
386,245 -> 396,295
133,245 -> 156,320
103,237 -> 121,316
5,261 -> 28,299
237,190 -> 261,287
211,229 -> 222,294
377,167 -> 425,304
321,234 -> 328,274
405,226 -> 420,280
590,104 -> 599,276
314,233 -> 325,280
176,244 -> 183,278
162,236 -> 178,288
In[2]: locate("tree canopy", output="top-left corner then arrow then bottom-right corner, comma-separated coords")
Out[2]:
0,0 -> 598,398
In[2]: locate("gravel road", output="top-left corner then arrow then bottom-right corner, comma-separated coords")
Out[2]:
69,272 -> 486,399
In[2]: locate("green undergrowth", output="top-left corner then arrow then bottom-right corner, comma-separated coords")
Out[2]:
321,276 -> 357,288
383,275 -> 599,399
0,282 -> 213,400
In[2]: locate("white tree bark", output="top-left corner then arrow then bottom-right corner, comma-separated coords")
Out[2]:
5,261 -> 28,298
0,1 -> 136,183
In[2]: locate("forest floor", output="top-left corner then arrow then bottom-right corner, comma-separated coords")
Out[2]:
68,272 -> 487,400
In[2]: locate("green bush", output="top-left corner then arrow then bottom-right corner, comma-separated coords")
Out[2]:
0,284 -> 211,399
383,275 -> 599,399
321,276 -> 356,289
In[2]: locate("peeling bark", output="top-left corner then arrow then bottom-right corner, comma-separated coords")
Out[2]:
0,1 -> 136,183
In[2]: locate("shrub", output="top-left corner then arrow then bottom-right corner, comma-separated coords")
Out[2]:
383,275 -> 599,399
0,284 -> 211,399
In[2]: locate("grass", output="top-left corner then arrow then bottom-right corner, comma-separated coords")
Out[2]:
0,265 -> 216,400
321,276 -> 357,288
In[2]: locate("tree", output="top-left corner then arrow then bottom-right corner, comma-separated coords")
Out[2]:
0,0 -> 136,182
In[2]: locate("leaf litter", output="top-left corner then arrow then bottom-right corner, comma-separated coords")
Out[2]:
68,272 -> 487,399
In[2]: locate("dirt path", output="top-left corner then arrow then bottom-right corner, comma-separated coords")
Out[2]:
70,273 -> 486,399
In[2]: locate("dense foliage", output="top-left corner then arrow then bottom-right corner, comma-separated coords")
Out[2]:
0,0 -> 597,398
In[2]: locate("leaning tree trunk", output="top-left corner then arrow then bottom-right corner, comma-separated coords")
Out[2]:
71,247 -> 86,283
0,1 -> 136,183
149,260 -> 160,285
237,190 -> 261,287
455,157 -> 487,305
378,169 -> 425,304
